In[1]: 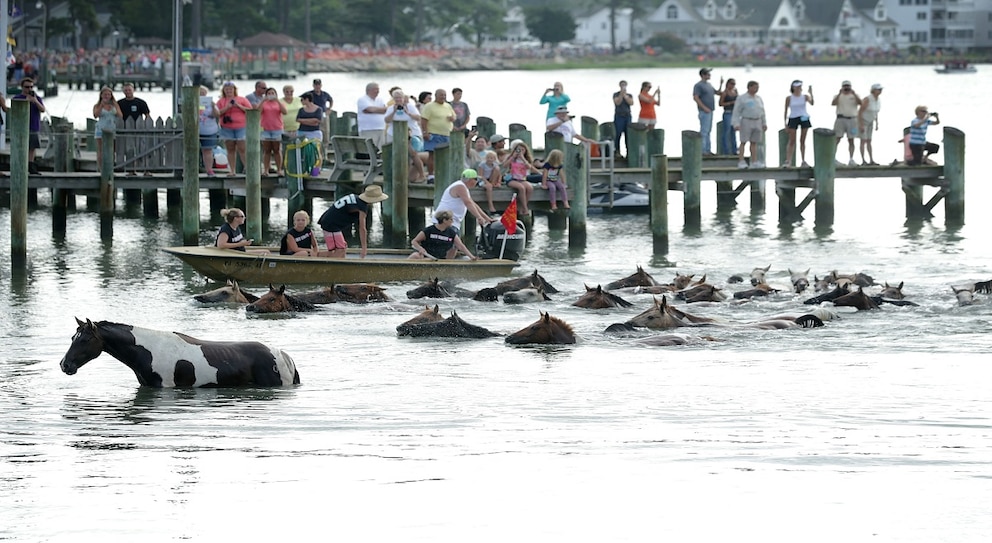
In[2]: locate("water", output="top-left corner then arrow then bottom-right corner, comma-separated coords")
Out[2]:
2,66 -> 992,541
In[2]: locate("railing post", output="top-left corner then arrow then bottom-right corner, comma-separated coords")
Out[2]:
651,154 -> 669,255
9,99 -> 29,266
245,108 -> 262,241
943,127 -> 965,226
812,128 -> 837,227
182,86 -> 201,245
681,130 -> 702,228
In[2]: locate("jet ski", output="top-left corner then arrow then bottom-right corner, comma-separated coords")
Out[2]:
588,181 -> 650,211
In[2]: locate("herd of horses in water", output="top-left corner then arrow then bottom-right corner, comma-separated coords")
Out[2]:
60,265 -> 991,388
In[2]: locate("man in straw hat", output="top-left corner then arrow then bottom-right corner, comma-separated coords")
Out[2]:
317,185 -> 389,258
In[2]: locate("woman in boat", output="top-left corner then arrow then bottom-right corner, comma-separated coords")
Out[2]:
409,210 -> 478,260
281,210 -> 328,257
216,208 -> 268,255
317,185 -> 389,259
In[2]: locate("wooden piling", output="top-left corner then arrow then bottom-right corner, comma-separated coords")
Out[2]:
245,108 -> 262,241
181,86 -> 200,245
9,100 -> 29,265
651,155 -> 669,255
580,116 -> 599,141
99,133 -> 115,240
778,128 -> 792,167
627,122 -> 649,168
449,129 -> 466,183
381,142 -> 394,243
390,121 -> 410,248
476,116 -> 495,140
647,129 -> 665,166
812,128 -> 837,227
52,119 -> 71,234
681,130 -> 702,227
599,123 -> 616,155
508,123 -> 531,150
943,127 -> 965,226
433,144 -> 452,209
567,142 -> 587,249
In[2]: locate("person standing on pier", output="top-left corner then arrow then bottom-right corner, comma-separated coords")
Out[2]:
357,82 -> 387,149
718,78 -> 738,155
692,68 -> 716,155
219,82 -> 251,176
831,80 -> 861,166
858,84 -> 883,166
92,86 -> 123,171
420,88 -> 456,182
449,88 -> 471,136
118,83 -> 150,124
540,82 -> 570,119
246,81 -> 267,108
198,86 -> 220,177
783,80 -> 813,167
732,81 -> 766,169
638,81 -> 660,127
13,77 -> 45,174
612,80 -> 634,159
302,79 -> 333,144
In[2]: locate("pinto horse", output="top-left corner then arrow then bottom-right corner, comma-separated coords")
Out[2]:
193,280 -> 259,304
59,318 -> 300,387
572,284 -> 633,309
505,312 -> 576,345
245,284 -> 318,313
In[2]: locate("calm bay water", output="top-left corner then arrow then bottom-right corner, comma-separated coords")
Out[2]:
1,66 -> 991,541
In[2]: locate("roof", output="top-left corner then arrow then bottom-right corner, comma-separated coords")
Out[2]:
236,32 -> 308,48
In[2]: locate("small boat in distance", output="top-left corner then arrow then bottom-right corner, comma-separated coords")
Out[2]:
163,246 -> 520,285
934,60 -> 977,74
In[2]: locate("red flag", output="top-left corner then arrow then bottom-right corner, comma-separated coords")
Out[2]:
501,196 -> 517,235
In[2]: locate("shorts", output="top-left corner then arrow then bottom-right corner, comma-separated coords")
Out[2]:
220,127 -> 246,141
299,129 -> 323,142
261,129 -> 283,141
637,118 -> 657,126
787,116 -> 811,130
833,117 -> 858,138
739,118 -> 764,143
28,133 -> 40,150
200,133 -> 219,150
410,135 -> 424,152
860,118 -> 875,140
323,230 -> 348,251
423,133 -> 449,152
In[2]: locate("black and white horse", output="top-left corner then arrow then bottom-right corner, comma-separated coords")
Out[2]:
59,318 -> 300,387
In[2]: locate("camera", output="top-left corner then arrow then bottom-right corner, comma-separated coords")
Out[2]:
930,112 -> 939,117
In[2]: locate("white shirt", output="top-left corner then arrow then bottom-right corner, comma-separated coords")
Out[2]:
547,116 -> 577,141
357,94 -> 386,131
384,103 -> 423,139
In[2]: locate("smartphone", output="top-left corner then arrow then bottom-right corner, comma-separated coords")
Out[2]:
471,125 -> 477,132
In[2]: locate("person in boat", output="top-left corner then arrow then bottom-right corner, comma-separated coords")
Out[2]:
317,185 -> 389,259
281,210 -> 328,257
216,208 -> 268,255
436,169 -> 495,237
409,209 -> 478,261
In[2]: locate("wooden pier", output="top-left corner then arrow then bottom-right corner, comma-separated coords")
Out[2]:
2,90 -> 966,267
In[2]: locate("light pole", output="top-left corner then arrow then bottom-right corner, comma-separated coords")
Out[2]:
35,0 -> 46,50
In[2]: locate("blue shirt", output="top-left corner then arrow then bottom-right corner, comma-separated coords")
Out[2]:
909,117 -> 931,145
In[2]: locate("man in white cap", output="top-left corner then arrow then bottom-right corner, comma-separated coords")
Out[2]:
317,185 -> 389,259
858,83 -> 883,166
435,169 -> 495,251
547,105 -> 596,144
832,80 -> 861,166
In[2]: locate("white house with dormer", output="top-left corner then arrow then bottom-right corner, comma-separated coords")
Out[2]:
574,8 -> 649,49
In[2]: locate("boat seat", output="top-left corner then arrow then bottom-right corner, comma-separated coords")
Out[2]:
329,136 -> 382,185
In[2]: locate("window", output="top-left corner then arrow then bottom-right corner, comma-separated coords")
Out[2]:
724,4 -> 736,19
875,8 -> 885,20
778,16 -> 789,26
917,12 -> 927,19
914,0 -> 927,5
666,5 -> 678,19
899,0 -> 911,4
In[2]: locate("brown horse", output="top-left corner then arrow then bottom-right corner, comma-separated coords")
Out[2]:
245,284 -> 318,313
505,312 -> 576,345
733,283 -> 780,300
572,284 -> 634,309
396,311 -> 499,338
604,265 -> 659,290
494,269 -> 559,295
878,281 -> 905,300
831,286 -> 880,310
193,280 -> 259,304
294,283 -> 390,304
406,278 -> 453,299
677,283 -> 727,303
622,296 -> 692,330
396,305 -> 444,331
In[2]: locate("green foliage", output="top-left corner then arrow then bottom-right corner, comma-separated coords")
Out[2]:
522,6 -> 576,46
457,2 -> 509,48
644,32 -> 687,54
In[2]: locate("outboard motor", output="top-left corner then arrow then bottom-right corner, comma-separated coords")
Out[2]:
476,220 -> 526,261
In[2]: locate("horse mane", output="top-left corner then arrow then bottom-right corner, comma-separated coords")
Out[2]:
542,312 -> 574,334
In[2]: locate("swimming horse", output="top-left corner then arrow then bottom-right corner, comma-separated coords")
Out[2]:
193,279 -> 259,304
396,305 -> 445,331
494,270 -> 559,295
294,283 -> 390,304
59,318 -> 300,387
505,312 -> 577,345
572,284 -> 634,309
245,284 -> 318,313
604,266 -> 660,290
396,311 -> 499,338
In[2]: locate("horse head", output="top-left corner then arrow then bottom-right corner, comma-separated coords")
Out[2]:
625,296 -> 689,330
335,283 -> 390,303
572,284 -> 634,309
406,277 -> 451,299
505,311 -> 576,345
397,310 -> 498,338
245,284 -> 294,313
832,286 -> 880,311
502,286 -> 551,304
495,270 -> 558,295
789,268 -> 810,293
194,279 -> 257,304
605,265 -> 659,290
750,265 -> 771,286
60,318 -> 105,375
472,287 -> 500,302
879,281 -> 905,300
671,272 -> 695,290
952,284 -> 975,306
396,304 -> 444,332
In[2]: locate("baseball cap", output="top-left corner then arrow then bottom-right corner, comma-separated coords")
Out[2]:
699,67 -> 712,76
313,78 -> 322,84
871,83 -> 883,91
555,105 -> 569,114
841,80 -> 852,86
490,134 -> 505,144
461,168 -> 478,179
791,80 -> 802,87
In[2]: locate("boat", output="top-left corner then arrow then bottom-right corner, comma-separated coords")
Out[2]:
589,182 -> 650,211
162,246 -> 520,285
934,61 -> 976,74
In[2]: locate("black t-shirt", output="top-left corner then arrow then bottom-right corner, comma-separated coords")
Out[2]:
614,92 -> 632,118
318,194 -> 368,232
420,224 -> 456,259
118,97 -> 150,122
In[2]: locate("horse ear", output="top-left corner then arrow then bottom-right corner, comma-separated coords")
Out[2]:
763,264 -> 771,272
278,285 -> 286,294
542,312 -> 551,323
76,317 -> 85,326
432,304 -> 439,313
898,281 -> 904,289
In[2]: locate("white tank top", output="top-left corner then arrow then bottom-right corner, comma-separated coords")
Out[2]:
788,94 -> 808,119
436,180 -> 469,228
862,94 -> 881,121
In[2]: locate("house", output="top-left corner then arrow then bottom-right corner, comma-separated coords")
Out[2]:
574,7 -> 649,49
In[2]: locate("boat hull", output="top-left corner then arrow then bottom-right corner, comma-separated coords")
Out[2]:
163,246 -> 520,285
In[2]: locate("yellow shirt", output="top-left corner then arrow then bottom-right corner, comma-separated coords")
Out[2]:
421,101 -> 454,136
282,97 -> 302,131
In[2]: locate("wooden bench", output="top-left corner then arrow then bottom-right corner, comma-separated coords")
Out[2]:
329,136 -> 381,185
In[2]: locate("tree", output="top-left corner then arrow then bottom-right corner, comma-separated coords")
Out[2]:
457,2 -> 508,49
523,6 -> 575,47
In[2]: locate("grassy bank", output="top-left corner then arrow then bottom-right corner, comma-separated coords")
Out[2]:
516,52 -> 992,71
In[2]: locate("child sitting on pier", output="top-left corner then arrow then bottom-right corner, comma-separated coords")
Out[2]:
541,149 -> 570,211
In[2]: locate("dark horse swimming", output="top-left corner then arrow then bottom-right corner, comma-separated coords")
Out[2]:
59,318 -> 300,387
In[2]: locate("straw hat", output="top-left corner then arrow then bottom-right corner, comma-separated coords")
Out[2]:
358,185 -> 389,203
